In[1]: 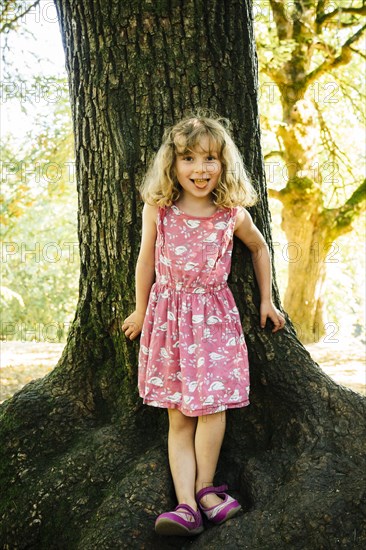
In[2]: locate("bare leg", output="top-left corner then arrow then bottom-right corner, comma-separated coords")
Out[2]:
167,408 -> 198,510
195,410 -> 226,508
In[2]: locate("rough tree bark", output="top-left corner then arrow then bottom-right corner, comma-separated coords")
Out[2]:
260,0 -> 366,342
0,1 -> 365,549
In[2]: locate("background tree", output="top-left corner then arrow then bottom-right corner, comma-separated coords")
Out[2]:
0,1 -> 365,549
1,0 -> 78,337
1,83 -> 78,339
254,0 -> 366,342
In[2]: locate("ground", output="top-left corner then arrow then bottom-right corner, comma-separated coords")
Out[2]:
0,338 -> 365,404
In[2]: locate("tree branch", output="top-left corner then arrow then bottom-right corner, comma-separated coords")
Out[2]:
330,72 -> 366,125
317,5 -> 366,27
269,0 -> 293,40
268,188 -> 285,201
313,100 -> 361,205
261,65 -> 289,86
0,0 -> 41,34
308,38 -> 337,58
264,151 -> 285,160
318,19 -> 366,29
304,23 -> 366,87
331,179 -> 366,236
349,46 -> 366,60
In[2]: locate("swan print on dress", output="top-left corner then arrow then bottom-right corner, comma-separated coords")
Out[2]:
138,203 -> 250,416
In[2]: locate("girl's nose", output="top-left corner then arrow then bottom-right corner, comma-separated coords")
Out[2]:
194,164 -> 204,173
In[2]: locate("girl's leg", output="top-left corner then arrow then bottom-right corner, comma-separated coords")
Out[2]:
195,410 -> 227,508
167,408 -> 198,510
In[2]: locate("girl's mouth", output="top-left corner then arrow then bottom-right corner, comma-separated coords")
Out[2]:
191,179 -> 210,189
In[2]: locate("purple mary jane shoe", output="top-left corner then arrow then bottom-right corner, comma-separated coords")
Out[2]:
196,484 -> 242,524
155,503 -> 204,536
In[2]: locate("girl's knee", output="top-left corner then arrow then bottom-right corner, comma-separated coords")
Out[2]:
168,408 -> 197,432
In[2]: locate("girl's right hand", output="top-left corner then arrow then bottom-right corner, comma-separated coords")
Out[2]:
122,311 -> 145,340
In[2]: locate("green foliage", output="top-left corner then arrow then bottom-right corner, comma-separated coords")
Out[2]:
1,81 -> 78,342
1,2 -> 79,343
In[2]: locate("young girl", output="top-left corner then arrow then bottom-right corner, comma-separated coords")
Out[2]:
122,115 -> 285,536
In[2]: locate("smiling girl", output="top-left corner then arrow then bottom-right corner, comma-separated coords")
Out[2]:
122,115 -> 285,536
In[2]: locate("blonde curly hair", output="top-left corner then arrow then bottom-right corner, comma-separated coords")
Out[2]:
139,114 -> 258,208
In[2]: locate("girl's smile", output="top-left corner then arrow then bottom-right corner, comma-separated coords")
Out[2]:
174,136 -> 222,200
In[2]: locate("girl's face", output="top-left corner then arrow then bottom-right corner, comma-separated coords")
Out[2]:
174,135 -> 222,200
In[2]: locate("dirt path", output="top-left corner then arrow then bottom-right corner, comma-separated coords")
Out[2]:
1,341 -> 65,403
1,339 -> 365,404
305,338 -> 365,396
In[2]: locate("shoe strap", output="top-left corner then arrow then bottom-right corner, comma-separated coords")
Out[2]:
175,503 -> 199,517
196,483 -> 229,502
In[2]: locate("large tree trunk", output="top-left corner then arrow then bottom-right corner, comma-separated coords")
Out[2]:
274,170 -> 335,343
0,1 -> 365,548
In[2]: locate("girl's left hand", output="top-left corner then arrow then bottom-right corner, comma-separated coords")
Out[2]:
260,300 -> 286,333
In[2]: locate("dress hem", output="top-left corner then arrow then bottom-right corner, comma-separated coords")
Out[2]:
140,397 -> 250,417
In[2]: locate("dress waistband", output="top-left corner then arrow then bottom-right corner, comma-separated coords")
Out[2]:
155,281 -> 228,294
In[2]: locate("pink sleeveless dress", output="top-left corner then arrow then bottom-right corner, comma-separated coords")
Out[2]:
138,202 -> 250,417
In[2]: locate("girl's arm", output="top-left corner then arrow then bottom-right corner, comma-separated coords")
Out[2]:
122,203 -> 158,340
234,208 -> 285,333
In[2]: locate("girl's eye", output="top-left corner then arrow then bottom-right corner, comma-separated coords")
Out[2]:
207,156 -> 217,161
183,156 -> 193,161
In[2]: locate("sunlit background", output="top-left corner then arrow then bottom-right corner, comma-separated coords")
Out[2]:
1,1 -> 365,401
